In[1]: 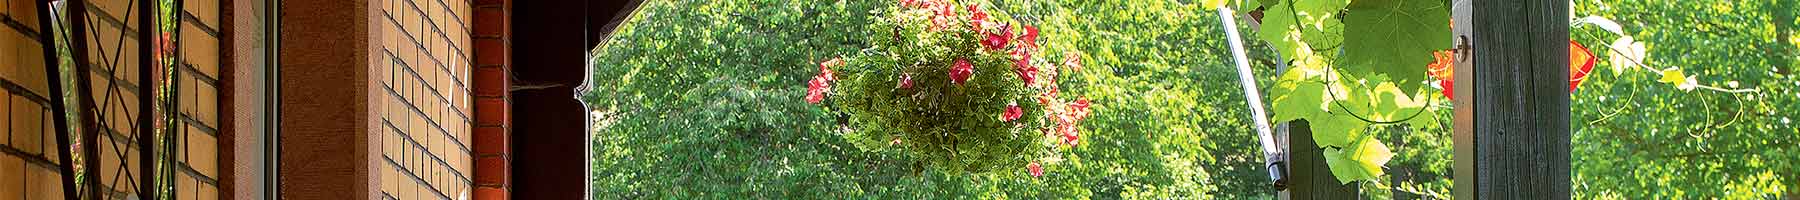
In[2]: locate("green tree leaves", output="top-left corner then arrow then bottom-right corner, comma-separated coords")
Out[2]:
1324,134 -> 1395,184
1258,0 -> 1444,185
1340,0 -> 1451,92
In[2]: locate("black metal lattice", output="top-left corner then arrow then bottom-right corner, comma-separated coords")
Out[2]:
27,0 -> 184,199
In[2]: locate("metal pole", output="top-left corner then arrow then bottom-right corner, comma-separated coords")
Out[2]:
165,0 -> 184,198
35,0 -> 80,199
137,0 -> 158,197
264,0 -> 281,198
1217,7 -> 1286,190
63,0 -> 106,198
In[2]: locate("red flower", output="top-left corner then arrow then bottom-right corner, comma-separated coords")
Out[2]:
1027,162 -> 1044,177
967,5 -> 990,32
950,58 -> 974,85
901,0 -> 922,8
983,31 -> 1009,51
1002,103 -> 1023,122
933,1 -> 955,18
1059,123 -> 1080,146
1038,87 -> 1058,105
1440,79 -> 1454,100
1011,45 -> 1031,60
1018,25 -> 1039,50
1015,59 -> 1038,86
1068,98 -> 1091,120
806,76 -> 830,104
897,73 -> 915,89
1425,50 -> 1455,100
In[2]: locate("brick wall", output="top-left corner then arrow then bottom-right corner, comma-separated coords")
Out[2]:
469,0 -> 509,199
374,0 -> 475,198
1,0 -> 66,199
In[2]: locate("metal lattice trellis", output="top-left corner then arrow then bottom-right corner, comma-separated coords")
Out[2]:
27,0 -> 184,199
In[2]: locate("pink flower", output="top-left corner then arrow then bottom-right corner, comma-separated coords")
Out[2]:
897,73 -> 914,89
1027,162 -> 1044,177
1015,60 -> 1037,86
950,58 -> 974,85
982,24 -> 1012,51
820,57 -> 843,81
967,5 -> 990,32
805,76 -> 830,104
1069,98 -> 1091,120
937,2 -> 954,16
1059,123 -> 1080,146
930,16 -> 951,32
1018,25 -> 1039,50
983,32 -> 1009,51
1002,103 -> 1023,122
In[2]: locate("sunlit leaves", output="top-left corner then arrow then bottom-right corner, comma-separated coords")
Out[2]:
1340,0 -> 1451,92
1324,135 -> 1395,184
1609,36 -> 1648,76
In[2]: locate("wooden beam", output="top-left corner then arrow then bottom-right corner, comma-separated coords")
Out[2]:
1451,0 -> 1571,198
1280,120 -> 1360,198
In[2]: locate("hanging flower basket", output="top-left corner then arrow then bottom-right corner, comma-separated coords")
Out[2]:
805,0 -> 1093,174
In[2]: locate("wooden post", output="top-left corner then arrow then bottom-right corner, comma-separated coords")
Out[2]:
1280,120 -> 1360,198
1451,0 -> 1571,198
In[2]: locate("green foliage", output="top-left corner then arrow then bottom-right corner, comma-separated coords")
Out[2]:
584,0 -> 1459,198
819,1 -> 1080,174
1252,0 -> 1446,184
1338,0 -> 1450,93
1569,0 -> 1799,198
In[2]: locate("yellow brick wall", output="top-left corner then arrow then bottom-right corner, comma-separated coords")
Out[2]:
2,0 -> 70,199
376,0 -> 474,198
0,0 -> 220,199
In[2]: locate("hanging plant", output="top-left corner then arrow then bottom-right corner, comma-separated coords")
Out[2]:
804,0 -> 1093,175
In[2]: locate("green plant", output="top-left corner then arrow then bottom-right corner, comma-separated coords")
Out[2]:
808,0 -> 1093,174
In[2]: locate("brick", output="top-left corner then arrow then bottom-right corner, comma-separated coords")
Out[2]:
473,38 -> 507,66
474,156 -> 509,185
473,126 -> 508,155
474,97 -> 509,126
474,186 -> 508,200
474,0 -> 508,8
473,9 -> 507,37
472,67 -> 508,97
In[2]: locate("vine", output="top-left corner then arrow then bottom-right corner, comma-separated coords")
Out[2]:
1207,0 -> 1450,184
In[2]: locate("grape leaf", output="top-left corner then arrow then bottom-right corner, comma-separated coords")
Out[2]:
1340,0 -> 1452,93
1370,82 -> 1424,122
1310,114 -> 1367,148
1271,81 -> 1328,122
1324,135 -> 1394,184
1258,0 -> 1348,61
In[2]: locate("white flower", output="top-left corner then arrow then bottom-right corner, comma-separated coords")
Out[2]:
1609,36 -> 1647,76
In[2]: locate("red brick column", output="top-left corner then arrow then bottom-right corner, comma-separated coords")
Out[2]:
471,0 -> 512,199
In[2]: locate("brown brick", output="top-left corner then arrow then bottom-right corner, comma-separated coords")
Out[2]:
473,126 -> 508,155
474,156 -> 509,185
472,67 -> 507,97
473,38 -> 507,66
474,97 -> 509,126
473,9 -> 507,37
474,186 -> 508,200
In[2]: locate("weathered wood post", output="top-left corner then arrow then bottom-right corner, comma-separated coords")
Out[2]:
1281,121 -> 1362,198
1451,0 -> 1572,198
